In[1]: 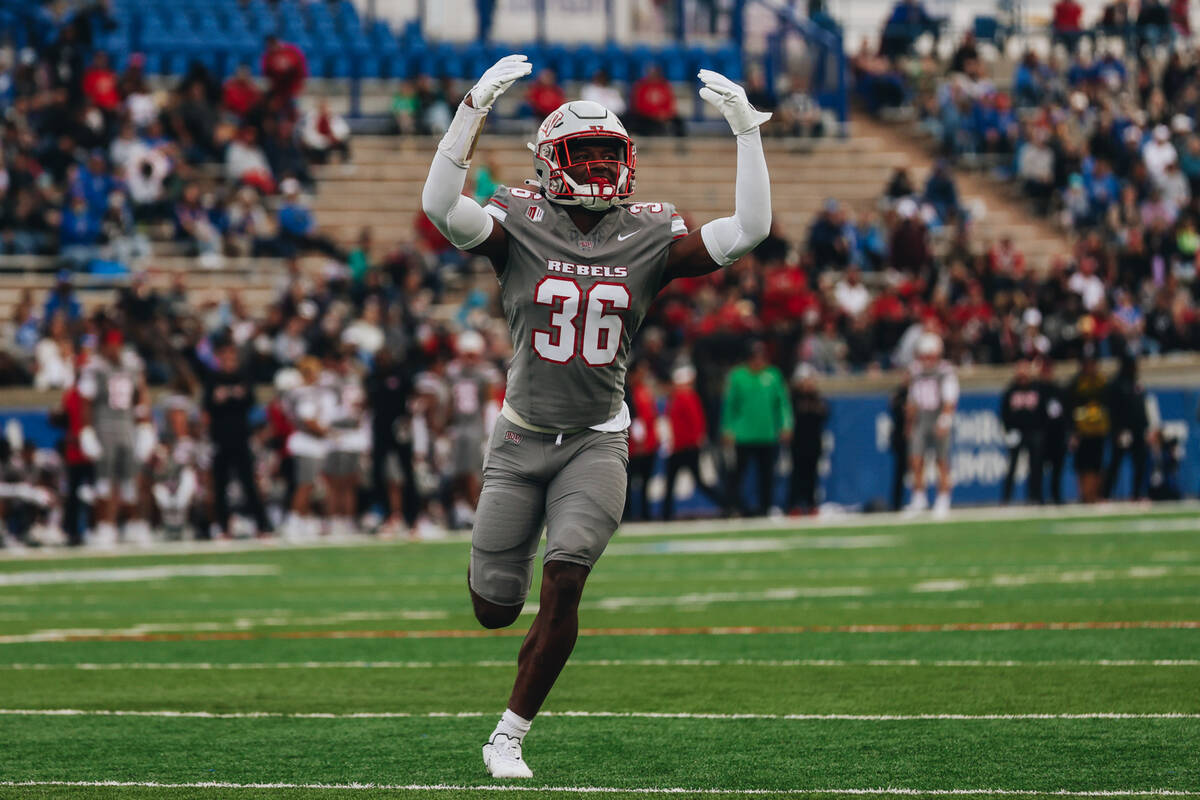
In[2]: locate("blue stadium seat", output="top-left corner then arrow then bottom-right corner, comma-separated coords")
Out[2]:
601,44 -> 631,82
658,45 -> 688,82
324,53 -> 351,79
713,44 -> 742,80
335,0 -> 360,32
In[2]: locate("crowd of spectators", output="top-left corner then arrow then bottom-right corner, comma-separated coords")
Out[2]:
839,0 -> 1200,376
0,7 -> 350,271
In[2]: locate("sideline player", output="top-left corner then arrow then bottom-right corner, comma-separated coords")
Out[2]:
421,55 -> 772,777
77,329 -> 152,546
445,330 -> 500,529
905,331 -> 958,517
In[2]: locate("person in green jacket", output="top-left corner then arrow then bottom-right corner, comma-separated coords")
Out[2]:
721,340 -> 793,516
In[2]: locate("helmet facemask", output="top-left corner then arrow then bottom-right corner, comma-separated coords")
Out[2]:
533,131 -> 636,211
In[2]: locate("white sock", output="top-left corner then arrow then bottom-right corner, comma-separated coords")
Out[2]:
491,708 -> 532,742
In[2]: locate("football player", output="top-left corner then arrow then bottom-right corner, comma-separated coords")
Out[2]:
77,329 -> 153,546
323,347 -> 369,537
284,356 -> 334,540
421,55 -> 772,777
905,331 -> 958,517
444,330 -> 500,529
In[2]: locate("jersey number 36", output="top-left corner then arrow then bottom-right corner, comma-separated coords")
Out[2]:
532,277 -> 631,367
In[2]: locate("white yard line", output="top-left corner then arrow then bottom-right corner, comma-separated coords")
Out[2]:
1050,518 -> 1200,536
1,502 -> 1197,562
0,564 -> 278,586
0,782 -> 1196,796
0,709 -> 1196,721
1,659 -> 1198,671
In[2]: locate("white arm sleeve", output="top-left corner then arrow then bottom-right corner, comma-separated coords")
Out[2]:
420,101 -> 497,250
421,149 -> 495,251
699,128 -> 771,266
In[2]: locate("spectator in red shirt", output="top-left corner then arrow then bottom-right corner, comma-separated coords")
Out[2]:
1052,0 -> 1086,52
261,36 -> 308,104
223,63 -> 262,119
761,262 -> 816,327
629,64 -> 686,139
82,51 -> 120,114
526,68 -> 566,119
662,364 -> 724,520
53,362 -> 94,546
625,360 -> 660,521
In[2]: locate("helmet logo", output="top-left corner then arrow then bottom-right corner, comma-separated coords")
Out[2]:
540,110 -> 564,137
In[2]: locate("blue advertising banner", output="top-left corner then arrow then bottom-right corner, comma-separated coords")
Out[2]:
820,387 -> 1200,509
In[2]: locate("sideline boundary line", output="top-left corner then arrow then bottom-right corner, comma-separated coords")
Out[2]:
0,781 -> 1197,796
5,620 -> 1197,644
1,501 -> 1196,561
1,659 -> 1199,671
1,709 -> 1197,721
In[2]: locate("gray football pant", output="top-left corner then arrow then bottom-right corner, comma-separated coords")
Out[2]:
469,415 -> 629,606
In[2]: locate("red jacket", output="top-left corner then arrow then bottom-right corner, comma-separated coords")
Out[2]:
631,77 -> 676,121
62,386 -> 88,466
262,42 -> 308,98
528,83 -> 566,118
667,386 -> 707,452
1053,0 -> 1083,31
629,382 -> 659,456
223,77 -> 262,118
83,67 -> 120,111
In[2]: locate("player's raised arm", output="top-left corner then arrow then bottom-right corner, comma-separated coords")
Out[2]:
420,54 -> 532,269
663,69 -> 772,282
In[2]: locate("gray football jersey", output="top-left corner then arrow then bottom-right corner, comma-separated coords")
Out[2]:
908,361 -> 959,422
446,359 -> 499,430
485,185 -> 687,429
79,355 -> 141,433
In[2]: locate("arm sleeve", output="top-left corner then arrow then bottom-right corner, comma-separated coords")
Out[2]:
699,128 -> 772,266
420,150 -> 495,250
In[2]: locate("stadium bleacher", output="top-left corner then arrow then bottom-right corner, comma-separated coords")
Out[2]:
47,0 -> 743,83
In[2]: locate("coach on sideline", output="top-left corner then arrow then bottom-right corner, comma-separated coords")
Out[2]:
721,340 -> 793,517
203,339 -> 273,539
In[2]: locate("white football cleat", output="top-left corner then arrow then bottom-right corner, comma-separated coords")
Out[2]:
482,733 -> 533,779
904,491 -> 928,516
933,492 -> 951,519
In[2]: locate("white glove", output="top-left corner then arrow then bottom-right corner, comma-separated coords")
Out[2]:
79,426 -> 102,460
698,69 -> 772,135
469,54 -> 533,110
436,55 -> 533,169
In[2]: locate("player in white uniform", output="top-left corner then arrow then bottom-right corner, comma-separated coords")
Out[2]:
322,349 -> 368,537
422,55 -> 772,777
284,356 -> 336,539
905,332 -> 959,517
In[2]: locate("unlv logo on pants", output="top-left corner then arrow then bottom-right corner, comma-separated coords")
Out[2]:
504,431 -> 523,445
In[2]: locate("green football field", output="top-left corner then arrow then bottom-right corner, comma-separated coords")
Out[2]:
0,506 -> 1198,799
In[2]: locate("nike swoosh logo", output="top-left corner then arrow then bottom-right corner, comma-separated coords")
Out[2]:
617,230 -> 642,241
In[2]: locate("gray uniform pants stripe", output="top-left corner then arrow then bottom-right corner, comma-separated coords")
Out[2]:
469,416 -> 629,606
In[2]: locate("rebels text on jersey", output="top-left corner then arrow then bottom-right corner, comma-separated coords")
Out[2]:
485,185 -> 687,429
